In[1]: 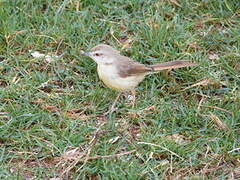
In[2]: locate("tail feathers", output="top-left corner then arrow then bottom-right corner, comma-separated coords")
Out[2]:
150,60 -> 196,71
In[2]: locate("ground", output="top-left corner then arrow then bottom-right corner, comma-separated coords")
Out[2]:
0,0 -> 240,179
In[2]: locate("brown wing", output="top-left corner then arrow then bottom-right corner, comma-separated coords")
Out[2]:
116,56 -> 152,78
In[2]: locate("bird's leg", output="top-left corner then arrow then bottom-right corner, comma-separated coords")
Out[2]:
104,92 -> 122,115
111,92 -> 122,110
130,90 -> 136,108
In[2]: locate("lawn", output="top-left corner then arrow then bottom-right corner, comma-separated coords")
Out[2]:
0,0 -> 240,179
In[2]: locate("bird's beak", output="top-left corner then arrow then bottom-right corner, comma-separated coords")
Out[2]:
80,50 -> 91,56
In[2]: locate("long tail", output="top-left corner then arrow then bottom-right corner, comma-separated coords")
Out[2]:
150,60 -> 196,71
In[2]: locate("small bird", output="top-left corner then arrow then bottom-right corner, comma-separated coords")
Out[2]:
81,44 -> 195,114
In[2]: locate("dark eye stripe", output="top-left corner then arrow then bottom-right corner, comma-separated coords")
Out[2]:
95,53 -> 102,56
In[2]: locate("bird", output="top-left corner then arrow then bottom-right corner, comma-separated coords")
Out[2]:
81,44 -> 195,114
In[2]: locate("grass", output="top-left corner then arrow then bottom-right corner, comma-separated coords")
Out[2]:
0,0 -> 240,179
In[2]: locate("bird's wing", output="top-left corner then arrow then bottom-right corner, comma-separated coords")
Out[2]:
116,56 -> 152,78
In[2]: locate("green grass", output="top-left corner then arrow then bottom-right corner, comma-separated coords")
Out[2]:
0,0 -> 240,179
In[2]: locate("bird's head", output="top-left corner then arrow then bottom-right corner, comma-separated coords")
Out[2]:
81,44 -> 119,65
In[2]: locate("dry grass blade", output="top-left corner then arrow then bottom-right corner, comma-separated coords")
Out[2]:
75,1 -> 80,11
110,27 -> 121,44
77,149 -> 136,161
228,147 -> 240,153
140,160 -> 170,176
233,167 -> 240,179
201,105 -> 233,115
41,104 -> 60,113
168,0 -> 181,7
182,79 -> 213,91
121,38 -> 133,49
197,96 -> 206,112
0,112 -> 10,119
63,109 -> 90,120
209,112 -> 230,130
137,142 -> 184,160
108,136 -> 121,144
110,26 -> 135,49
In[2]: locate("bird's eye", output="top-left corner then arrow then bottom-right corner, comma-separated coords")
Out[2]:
95,53 -> 100,56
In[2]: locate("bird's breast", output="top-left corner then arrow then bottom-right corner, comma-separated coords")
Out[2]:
97,64 -> 145,91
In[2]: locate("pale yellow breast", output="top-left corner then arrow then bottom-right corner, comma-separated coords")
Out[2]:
97,64 -> 145,91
